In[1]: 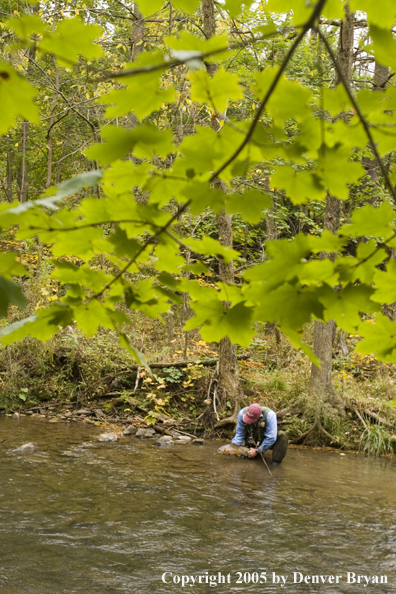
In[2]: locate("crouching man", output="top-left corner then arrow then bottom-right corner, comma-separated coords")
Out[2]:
231,403 -> 288,464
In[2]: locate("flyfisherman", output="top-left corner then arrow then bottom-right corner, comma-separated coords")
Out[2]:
231,403 -> 288,464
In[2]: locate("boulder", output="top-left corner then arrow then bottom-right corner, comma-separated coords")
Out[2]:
124,425 -> 138,436
136,428 -> 156,438
173,436 -> 191,444
156,436 -> 175,447
157,435 -> 173,442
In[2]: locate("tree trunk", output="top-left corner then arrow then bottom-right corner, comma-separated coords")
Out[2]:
19,43 -> 37,203
131,4 -> 145,61
19,120 -> 29,203
361,61 -> 389,198
216,205 -> 242,403
309,193 -> 340,401
309,5 -> 354,405
46,58 -> 60,189
264,178 -> 281,342
202,0 -> 242,412
5,141 -> 13,202
55,114 -> 72,184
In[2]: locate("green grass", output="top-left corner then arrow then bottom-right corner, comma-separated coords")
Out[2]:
359,424 -> 396,456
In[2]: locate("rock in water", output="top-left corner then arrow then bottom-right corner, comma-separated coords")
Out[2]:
217,444 -> 249,457
124,425 -> 138,436
97,433 -> 118,442
156,436 -> 174,447
135,428 -> 156,438
173,435 -> 191,444
14,443 -> 35,453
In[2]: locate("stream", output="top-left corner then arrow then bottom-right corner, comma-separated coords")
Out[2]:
1,417 -> 395,593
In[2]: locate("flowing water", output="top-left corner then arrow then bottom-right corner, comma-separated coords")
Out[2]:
0,417 -> 395,593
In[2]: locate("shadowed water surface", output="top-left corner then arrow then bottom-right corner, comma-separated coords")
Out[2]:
0,417 -> 395,593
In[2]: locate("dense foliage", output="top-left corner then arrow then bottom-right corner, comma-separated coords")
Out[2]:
1,0 -> 396,377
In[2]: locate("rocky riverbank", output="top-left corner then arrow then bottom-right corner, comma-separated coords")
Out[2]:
1,401 -> 207,449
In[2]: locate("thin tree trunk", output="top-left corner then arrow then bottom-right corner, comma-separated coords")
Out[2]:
46,58 -> 60,189
131,4 -> 144,61
19,120 -> 29,203
19,43 -> 37,203
55,115 -> 72,184
5,141 -> 13,202
264,178 -> 281,343
361,61 -> 389,198
309,5 -> 354,406
202,0 -> 242,412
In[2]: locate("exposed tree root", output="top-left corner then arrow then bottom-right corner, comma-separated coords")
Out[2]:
292,420 -> 319,444
292,419 -> 341,447
213,396 -> 241,428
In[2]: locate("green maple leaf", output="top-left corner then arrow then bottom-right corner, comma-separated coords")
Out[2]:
189,68 -> 243,113
40,19 -> 103,65
356,314 -> 396,362
0,62 -> 38,134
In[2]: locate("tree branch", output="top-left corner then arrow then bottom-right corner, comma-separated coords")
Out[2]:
210,0 -> 328,181
316,26 -> 396,204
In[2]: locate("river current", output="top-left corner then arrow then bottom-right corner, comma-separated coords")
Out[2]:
0,417 -> 395,593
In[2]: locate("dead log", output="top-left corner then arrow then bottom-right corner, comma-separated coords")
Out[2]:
121,354 -> 250,370
364,409 -> 394,429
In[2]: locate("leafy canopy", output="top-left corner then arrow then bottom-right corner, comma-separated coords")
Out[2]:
1,0 -> 396,368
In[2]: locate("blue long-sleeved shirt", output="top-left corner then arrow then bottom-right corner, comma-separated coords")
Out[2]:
231,408 -> 277,453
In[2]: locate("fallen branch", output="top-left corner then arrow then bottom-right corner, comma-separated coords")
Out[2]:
347,405 -> 394,429
125,354 -> 250,370
154,424 -> 196,439
355,410 -> 368,429
151,424 -> 174,437
364,409 -> 394,429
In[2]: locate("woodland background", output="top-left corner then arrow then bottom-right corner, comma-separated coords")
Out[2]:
1,0 -> 396,455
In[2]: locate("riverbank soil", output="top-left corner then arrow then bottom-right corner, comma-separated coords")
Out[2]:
1,322 -> 395,456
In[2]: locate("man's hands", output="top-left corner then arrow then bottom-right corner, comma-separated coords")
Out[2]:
248,448 -> 259,458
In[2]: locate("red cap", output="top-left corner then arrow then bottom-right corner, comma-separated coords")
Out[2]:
243,403 -> 262,424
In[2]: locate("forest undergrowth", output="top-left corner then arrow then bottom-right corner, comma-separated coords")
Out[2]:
1,307 -> 396,457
